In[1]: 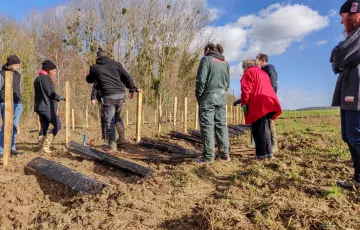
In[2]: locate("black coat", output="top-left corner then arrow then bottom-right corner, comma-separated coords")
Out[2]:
86,56 -> 137,97
262,64 -> 278,94
34,74 -> 61,114
0,65 -> 22,103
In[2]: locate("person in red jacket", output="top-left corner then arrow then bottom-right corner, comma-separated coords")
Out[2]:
241,59 -> 282,159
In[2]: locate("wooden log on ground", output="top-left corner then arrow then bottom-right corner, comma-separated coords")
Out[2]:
170,131 -> 202,144
27,157 -> 106,195
188,129 -> 236,139
140,138 -> 200,156
228,124 -> 251,132
68,141 -> 152,178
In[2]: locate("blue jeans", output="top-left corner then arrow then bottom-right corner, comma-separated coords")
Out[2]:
102,100 -> 124,142
0,103 -> 23,154
341,110 -> 360,182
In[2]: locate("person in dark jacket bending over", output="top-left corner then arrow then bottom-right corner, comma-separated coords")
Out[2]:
34,60 -> 65,154
196,43 -> 230,163
256,53 -> 279,153
332,0 -> 360,190
86,48 -> 142,152
0,55 -> 23,156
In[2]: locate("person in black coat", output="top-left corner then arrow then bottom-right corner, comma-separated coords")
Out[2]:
34,60 -> 65,154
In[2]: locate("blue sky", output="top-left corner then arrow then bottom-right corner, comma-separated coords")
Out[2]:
0,0 -> 344,109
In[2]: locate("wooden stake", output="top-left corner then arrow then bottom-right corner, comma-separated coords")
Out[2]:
3,71 -> 13,167
142,109 -> 145,125
173,97 -> 177,130
288,109 -> 290,119
72,109 -> 75,130
183,97 -> 188,134
195,103 -> 199,130
157,94 -> 162,137
65,81 -> 70,148
86,108 -> 89,128
294,110 -> 297,119
235,106 -> 239,125
230,106 -> 233,125
136,92 -> 143,143
165,110 -> 168,124
126,110 -> 129,126
38,115 -> 41,131
169,111 -> 172,123
155,109 -> 157,124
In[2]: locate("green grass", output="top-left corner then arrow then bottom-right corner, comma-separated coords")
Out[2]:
279,109 -> 339,119
322,185 -> 342,198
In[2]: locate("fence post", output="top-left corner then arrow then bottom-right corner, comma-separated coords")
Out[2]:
126,110 -> 129,126
294,110 -> 297,119
136,91 -> 143,143
3,71 -> 13,167
173,97 -> 177,130
288,109 -> 290,119
65,81 -> 70,148
157,93 -> 162,137
183,97 -> 188,134
72,109 -> 75,130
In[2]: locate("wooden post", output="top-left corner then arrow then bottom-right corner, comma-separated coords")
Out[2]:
173,97 -> 177,130
288,109 -> 290,119
235,106 -> 239,125
183,97 -> 188,134
72,109 -> 75,130
230,106 -> 233,125
38,115 -> 41,131
195,103 -> 199,130
155,109 -> 157,124
126,110 -> 129,126
65,81 -> 70,147
157,94 -> 162,137
86,108 -> 89,128
294,110 -> 297,119
165,110 -> 168,124
3,71 -> 13,167
169,111 -> 172,123
136,92 -> 143,143
181,110 -> 184,123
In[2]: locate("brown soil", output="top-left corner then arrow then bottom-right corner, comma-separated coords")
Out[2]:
1,117 -> 360,230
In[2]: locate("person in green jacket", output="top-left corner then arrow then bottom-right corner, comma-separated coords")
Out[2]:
195,43 -> 230,163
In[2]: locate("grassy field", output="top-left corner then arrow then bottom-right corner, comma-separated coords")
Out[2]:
278,109 -> 340,119
1,115 -> 360,229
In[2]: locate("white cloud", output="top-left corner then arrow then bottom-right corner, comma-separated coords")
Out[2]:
328,9 -> 338,18
314,40 -> 327,46
203,4 -> 329,79
208,8 -> 225,21
230,62 -> 243,79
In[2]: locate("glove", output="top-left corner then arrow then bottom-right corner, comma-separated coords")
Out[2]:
233,99 -> 241,107
243,105 -> 248,115
59,96 -> 66,101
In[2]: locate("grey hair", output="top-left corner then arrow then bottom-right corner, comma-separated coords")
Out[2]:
242,59 -> 261,71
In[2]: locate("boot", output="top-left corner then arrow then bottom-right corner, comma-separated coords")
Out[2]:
101,123 -> 107,147
108,140 -> 117,153
115,122 -> 127,146
270,121 -> 278,154
38,135 -> 45,149
42,132 -> 54,154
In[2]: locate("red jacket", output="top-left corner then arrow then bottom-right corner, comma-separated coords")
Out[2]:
241,66 -> 282,125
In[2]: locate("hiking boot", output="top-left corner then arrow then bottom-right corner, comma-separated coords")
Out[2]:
195,157 -> 214,164
218,154 -> 231,161
109,140 -> 117,152
11,149 -> 24,156
337,180 -> 360,190
42,132 -> 54,154
115,122 -> 127,146
266,154 -> 275,159
38,135 -> 45,149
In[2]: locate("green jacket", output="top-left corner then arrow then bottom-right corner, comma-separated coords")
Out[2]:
195,51 -> 230,101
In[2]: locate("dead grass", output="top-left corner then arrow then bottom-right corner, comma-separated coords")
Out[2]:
1,117 -> 360,229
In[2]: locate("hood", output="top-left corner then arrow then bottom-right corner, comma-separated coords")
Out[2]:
96,56 -> 110,65
207,51 -> 225,61
38,70 -> 48,75
2,65 -> 11,71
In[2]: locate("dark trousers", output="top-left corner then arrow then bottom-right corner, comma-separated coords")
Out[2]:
37,110 -> 62,136
102,100 -> 124,142
341,110 -> 360,182
251,114 -> 272,157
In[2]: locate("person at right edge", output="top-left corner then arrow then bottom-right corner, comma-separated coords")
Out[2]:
195,43 -> 230,163
86,47 -> 141,152
257,53 -> 279,153
241,59 -> 282,160
332,0 -> 360,190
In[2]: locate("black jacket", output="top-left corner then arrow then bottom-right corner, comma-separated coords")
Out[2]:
90,82 -> 101,102
86,56 -> 137,96
0,65 -> 22,103
262,64 -> 278,93
34,74 -> 61,113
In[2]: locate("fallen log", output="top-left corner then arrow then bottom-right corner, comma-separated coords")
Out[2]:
189,129 -> 236,139
140,138 -> 201,157
228,125 -> 251,132
170,131 -> 202,144
68,141 -> 152,178
27,157 -> 106,195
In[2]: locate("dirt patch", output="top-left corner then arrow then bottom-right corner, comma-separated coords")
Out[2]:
1,118 -> 360,229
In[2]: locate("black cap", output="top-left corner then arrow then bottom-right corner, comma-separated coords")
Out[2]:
340,0 -> 360,14
42,60 -> 57,71
6,55 -> 21,65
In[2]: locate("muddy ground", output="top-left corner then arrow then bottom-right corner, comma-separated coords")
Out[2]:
1,116 -> 360,230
